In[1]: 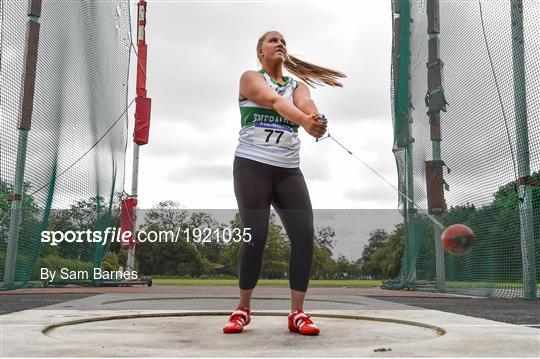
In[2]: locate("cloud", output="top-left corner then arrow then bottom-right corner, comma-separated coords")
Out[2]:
342,185 -> 396,203
167,163 -> 232,183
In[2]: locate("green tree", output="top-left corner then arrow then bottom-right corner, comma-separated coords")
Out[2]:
135,201 -> 212,276
312,247 -> 337,280
220,212 -> 244,273
142,200 -> 189,231
261,213 -> 289,279
187,211 -> 227,265
361,229 -> 388,269
46,196 -> 116,262
1,180 -> 41,246
1,180 -> 41,281
221,212 -> 290,279
311,226 -> 337,279
314,226 -> 336,253
361,225 -> 405,279
380,224 -> 405,278
334,253 -> 358,278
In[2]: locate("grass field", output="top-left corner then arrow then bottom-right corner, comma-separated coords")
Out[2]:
439,281 -> 540,289
153,278 -> 382,287
152,278 -> 540,289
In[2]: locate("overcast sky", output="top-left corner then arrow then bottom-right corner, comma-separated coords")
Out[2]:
124,0 -> 398,212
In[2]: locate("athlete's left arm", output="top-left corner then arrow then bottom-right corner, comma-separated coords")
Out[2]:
293,81 -> 319,116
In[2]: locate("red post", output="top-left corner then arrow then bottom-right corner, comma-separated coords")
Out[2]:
136,0 -> 148,98
133,0 -> 151,146
126,0 -> 151,266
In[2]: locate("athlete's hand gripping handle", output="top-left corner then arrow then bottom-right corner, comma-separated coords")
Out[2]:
315,114 -> 328,142
302,113 -> 327,140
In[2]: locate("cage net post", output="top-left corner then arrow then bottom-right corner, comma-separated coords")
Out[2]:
383,0 -> 417,290
510,0 -> 536,300
3,0 -> 42,288
125,0 -> 152,273
424,0 -> 448,291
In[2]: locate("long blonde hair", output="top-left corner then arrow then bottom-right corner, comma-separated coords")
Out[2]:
257,31 -> 346,88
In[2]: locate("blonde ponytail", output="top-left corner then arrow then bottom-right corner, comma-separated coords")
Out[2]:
257,31 -> 346,88
284,54 -> 346,88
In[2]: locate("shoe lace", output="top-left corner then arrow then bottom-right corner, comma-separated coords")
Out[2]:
293,313 -> 314,326
229,313 -> 248,325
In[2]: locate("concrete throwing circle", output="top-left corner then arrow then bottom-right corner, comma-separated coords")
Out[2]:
42,312 -> 445,357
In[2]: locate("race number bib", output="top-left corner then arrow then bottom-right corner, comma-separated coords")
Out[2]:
253,122 -> 294,147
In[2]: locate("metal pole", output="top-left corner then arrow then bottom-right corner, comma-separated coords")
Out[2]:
510,0 -> 536,300
126,0 -> 149,273
432,145 -> 445,290
405,136 -> 417,284
126,144 -> 139,272
390,0 -> 416,287
4,131 -> 29,287
4,0 -> 42,287
401,0 -> 417,285
426,0 -> 446,291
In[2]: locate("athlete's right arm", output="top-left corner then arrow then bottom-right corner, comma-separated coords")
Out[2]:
239,71 -> 326,138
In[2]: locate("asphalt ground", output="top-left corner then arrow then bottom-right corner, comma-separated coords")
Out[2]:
0,293 -> 98,315
1,286 -> 538,328
369,296 -> 539,328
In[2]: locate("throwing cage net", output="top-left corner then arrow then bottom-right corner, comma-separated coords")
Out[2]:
0,0 -> 131,289
385,0 -> 539,299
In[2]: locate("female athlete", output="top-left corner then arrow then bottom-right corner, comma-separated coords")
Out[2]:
223,31 -> 345,335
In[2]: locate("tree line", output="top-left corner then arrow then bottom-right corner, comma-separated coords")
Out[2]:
2,169 -> 539,283
115,200 -> 367,280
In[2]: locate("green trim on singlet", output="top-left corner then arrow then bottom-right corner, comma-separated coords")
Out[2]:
238,69 -> 299,132
237,70 -> 292,102
259,68 -> 291,87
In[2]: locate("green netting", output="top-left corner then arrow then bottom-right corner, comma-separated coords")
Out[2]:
385,0 -> 540,299
0,0 -> 131,289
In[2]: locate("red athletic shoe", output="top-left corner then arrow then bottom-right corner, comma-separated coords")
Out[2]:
223,305 -> 251,333
288,309 -> 320,335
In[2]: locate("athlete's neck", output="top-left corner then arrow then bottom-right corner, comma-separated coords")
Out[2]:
262,65 -> 285,84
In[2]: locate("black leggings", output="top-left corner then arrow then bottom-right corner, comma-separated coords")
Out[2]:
233,156 -> 314,292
